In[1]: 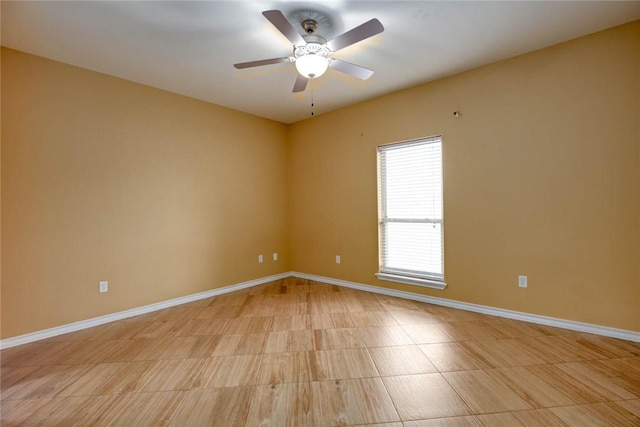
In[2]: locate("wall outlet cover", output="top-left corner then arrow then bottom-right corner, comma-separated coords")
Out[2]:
518,275 -> 528,288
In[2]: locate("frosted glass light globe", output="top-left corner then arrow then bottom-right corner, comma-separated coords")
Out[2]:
295,54 -> 329,79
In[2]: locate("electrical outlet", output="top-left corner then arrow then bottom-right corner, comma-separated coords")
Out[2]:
336,255 -> 341,264
258,255 -> 264,263
273,252 -> 278,261
99,280 -> 108,293
518,275 -> 528,288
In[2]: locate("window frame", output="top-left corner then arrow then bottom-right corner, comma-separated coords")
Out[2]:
376,136 -> 446,290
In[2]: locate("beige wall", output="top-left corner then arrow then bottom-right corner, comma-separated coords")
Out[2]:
289,21 -> 640,332
2,21 -> 639,340
1,48 -> 290,339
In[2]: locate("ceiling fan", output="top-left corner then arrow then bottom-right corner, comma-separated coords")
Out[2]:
234,10 -> 384,93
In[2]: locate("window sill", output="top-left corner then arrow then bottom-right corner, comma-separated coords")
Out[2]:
375,273 -> 447,290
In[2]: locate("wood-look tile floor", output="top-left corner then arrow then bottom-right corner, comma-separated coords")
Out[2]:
2,278 -> 639,426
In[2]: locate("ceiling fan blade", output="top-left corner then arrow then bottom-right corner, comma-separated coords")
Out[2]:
292,73 -> 308,92
327,18 -> 384,52
328,59 -> 374,80
234,57 -> 291,69
263,10 -> 306,46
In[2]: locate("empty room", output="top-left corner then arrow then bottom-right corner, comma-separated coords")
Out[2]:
1,1 -> 639,425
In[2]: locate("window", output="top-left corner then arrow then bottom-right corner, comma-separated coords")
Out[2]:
376,136 -> 446,289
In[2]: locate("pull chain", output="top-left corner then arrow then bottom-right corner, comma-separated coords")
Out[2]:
311,90 -> 315,116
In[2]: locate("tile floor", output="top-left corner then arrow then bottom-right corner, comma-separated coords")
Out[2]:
1,278 -> 639,426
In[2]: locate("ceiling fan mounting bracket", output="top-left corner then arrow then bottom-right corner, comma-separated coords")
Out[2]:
302,19 -> 318,35
288,8 -> 336,35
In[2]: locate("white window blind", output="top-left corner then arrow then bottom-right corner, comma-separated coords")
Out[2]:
377,136 -> 445,289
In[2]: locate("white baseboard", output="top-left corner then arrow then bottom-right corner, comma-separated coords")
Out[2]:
0,272 -> 292,349
291,272 -> 640,343
3,270 -> 638,349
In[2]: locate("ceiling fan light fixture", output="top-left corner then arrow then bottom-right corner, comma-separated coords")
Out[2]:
234,10 -> 384,92
295,54 -> 329,79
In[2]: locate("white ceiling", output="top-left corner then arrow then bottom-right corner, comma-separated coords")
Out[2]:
3,1 -> 640,124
